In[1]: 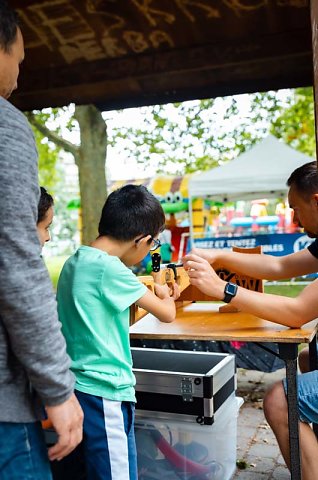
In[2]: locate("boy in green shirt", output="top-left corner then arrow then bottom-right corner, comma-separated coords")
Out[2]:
57,185 -> 179,480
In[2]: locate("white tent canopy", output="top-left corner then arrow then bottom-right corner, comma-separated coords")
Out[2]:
189,135 -> 314,202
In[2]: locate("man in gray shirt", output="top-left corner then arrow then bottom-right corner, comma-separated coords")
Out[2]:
0,3 -> 83,478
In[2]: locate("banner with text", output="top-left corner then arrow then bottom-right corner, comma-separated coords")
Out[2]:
192,233 -> 313,257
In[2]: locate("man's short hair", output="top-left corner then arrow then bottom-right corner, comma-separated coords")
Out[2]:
287,161 -> 318,199
0,1 -> 19,53
98,184 -> 165,241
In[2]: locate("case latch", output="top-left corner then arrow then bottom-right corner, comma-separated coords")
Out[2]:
181,377 -> 193,402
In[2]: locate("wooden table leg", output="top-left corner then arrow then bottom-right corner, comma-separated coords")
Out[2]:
279,343 -> 301,480
309,335 -> 318,438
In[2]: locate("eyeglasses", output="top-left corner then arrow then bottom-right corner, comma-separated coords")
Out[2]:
149,237 -> 161,251
135,235 -> 161,251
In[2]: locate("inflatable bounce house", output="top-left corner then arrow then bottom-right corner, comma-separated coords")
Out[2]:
109,175 -> 192,264
68,173 -> 221,257
109,175 -> 224,265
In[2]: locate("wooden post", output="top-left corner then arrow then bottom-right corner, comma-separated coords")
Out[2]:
310,0 -> 318,163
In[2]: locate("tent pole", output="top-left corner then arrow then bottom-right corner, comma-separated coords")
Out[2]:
310,0 -> 318,164
189,195 -> 193,250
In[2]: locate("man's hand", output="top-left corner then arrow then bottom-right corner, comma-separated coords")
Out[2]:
46,393 -> 83,461
183,253 -> 225,299
190,247 -> 219,265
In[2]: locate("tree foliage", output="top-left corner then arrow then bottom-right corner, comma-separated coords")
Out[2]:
26,105 -> 107,246
271,87 -> 316,157
26,108 -> 63,191
107,91 -> 288,175
27,87 -> 316,250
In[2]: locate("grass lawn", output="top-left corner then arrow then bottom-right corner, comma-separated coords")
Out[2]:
264,283 -> 309,352
264,283 -> 307,297
45,255 -> 69,290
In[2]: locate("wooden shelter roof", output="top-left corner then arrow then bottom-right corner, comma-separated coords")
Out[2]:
11,0 -> 313,111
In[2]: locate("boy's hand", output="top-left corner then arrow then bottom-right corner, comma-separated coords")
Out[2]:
169,281 -> 180,300
154,281 -> 180,300
154,282 -> 172,300
46,393 -> 83,461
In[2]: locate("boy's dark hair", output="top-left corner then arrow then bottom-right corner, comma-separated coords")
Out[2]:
98,184 -> 165,241
287,161 -> 318,199
38,187 -> 54,223
0,1 -> 19,53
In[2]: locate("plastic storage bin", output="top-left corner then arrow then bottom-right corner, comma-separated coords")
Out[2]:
135,395 -> 243,480
132,347 -> 236,425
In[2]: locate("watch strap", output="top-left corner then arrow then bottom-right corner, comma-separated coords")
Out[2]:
223,282 -> 238,303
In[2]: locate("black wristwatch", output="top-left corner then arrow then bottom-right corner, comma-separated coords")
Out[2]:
223,282 -> 238,303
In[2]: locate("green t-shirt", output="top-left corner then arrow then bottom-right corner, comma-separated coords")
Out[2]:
57,246 -> 147,402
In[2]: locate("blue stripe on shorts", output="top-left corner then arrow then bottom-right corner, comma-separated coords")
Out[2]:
283,370 -> 318,424
75,390 -> 137,480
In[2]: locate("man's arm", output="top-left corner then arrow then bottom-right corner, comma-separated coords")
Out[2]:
0,100 -> 74,405
0,100 -> 82,457
191,246 -> 318,280
45,395 -> 83,461
232,277 -> 318,328
184,253 -> 318,328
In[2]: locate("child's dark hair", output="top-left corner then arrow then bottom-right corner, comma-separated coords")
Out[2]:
0,1 -> 19,53
38,187 -> 54,223
98,184 -> 165,241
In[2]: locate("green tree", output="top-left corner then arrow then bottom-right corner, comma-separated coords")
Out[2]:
27,88 -> 305,249
107,91 -> 287,175
271,87 -> 315,157
27,109 -> 61,191
26,105 -> 107,245
27,109 -> 78,253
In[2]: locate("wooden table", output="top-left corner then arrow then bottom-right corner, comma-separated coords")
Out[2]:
130,302 -> 318,480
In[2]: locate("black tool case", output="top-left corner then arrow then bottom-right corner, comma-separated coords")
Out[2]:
131,348 -> 236,425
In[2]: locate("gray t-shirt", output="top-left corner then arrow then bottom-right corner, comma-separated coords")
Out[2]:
0,97 -> 74,422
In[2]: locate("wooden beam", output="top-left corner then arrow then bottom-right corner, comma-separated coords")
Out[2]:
12,30 -> 312,111
21,30 -> 310,89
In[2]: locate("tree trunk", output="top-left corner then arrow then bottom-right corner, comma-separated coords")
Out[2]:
74,105 -> 107,245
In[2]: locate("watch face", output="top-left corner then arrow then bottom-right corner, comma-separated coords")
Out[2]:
226,283 -> 237,295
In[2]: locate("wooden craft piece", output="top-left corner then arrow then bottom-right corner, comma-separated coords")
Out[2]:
171,246 -> 263,314
130,265 -> 190,325
218,246 -> 263,313
130,246 -> 264,323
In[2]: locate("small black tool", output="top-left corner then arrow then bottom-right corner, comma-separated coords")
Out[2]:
167,263 -> 177,281
152,253 -> 161,272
